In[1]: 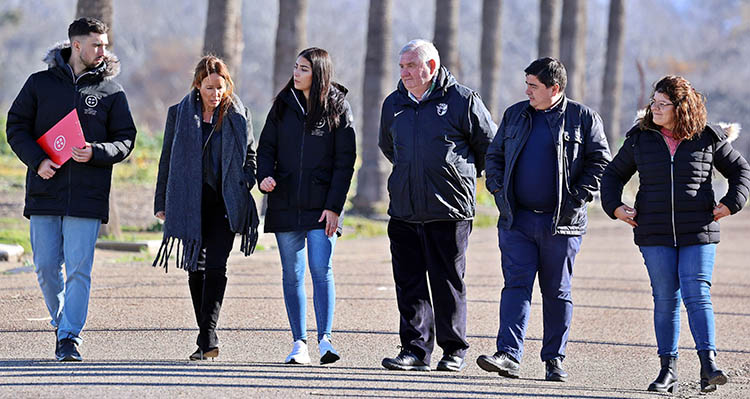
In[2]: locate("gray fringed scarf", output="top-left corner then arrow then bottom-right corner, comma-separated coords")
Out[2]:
152,90 -> 259,272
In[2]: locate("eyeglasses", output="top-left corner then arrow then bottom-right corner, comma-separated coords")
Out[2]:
650,100 -> 674,110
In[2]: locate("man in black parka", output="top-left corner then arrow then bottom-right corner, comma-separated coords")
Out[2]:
5,18 -> 136,362
379,39 -> 496,372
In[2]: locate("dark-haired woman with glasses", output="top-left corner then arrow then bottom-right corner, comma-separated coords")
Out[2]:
257,47 -> 356,365
601,75 -> 750,394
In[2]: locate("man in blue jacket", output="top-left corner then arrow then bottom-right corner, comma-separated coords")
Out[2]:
6,18 -> 136,361
379,39 -> 496,372
476,58 -> 610,381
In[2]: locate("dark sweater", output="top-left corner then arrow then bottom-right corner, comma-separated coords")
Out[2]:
513,109 -> 557,212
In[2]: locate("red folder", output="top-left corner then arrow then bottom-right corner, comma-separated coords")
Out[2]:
36,109 -> 86,165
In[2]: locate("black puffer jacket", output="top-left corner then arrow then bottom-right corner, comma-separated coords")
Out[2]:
378,67 -> 496,222
256,85 -> 356,233
601,124 -> 750,246
6,42 -> 137,223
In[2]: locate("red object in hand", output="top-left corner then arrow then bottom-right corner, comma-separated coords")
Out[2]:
36,109 -> 85,166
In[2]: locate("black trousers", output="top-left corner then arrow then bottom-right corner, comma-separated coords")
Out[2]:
188,184 -> 234,350
387,218 -> 472,364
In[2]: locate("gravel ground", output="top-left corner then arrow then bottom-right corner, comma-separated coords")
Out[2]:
0,208 -> 749,398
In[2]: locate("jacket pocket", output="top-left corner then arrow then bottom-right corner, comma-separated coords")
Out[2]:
305,171 -> 331,210
268,172 -> 292,210
387,163 -> 413,217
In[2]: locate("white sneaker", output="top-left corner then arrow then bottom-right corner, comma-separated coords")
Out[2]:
285,340 -> 310,364
319,336 -> 340,364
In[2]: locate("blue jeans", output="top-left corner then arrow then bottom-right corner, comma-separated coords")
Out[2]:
30,215 -> 101,345
639,244 -> 717,356
496,209 -> 581,362
275,229 -> 337,342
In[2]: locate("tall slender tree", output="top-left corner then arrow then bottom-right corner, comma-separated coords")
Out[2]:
273,0 -> 307,94
75,0 -> 113,45
433,0 -> 459,73
352,0 -> 392,214
538,0 -> 560,58
203,0 -> 244,77
559,0 -> 586,101
480,0 -> 502,120
76,0 -> 121,239
601,0 -> 626,146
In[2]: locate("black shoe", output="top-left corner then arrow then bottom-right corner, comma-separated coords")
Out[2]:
647,355 -> 677,393
436,354 -> 466,372
476,351 -> 520,378
698,350 -> 728,393
382,350 -> 430,371
56,339 -> 82,362
189,347 -> 219,361
545,357 -> 568,382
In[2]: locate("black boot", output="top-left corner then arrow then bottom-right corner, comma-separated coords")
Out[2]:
647,356 -> 677,393
698,350 -> 728,393
196,269 -> 227,355
188,271 -> 205,326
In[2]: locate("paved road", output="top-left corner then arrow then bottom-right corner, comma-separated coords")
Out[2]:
1,208 -> 749,398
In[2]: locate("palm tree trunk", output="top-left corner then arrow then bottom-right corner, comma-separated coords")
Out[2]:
202,0 -> 244,77
559,0 -> 586,101
480,0 -> 502,120
433,0 -> 459,73
352,0 -> 392,215
273,0 -> 307,94
538,0 -> 560,58
601,0 -> 625,147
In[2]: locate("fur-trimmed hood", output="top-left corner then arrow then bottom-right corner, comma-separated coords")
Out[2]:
632,109 -> 740,142
42,41 -> 120,80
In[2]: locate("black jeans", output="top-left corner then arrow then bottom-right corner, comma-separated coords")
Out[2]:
387,219 -> 472,364
197,184 -> 235,271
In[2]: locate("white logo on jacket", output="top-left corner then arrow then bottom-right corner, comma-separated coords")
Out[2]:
437,103 -> 448,116
85,95 -> 98,108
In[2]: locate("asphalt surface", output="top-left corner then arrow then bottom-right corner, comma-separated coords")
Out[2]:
1,207 -> 749,398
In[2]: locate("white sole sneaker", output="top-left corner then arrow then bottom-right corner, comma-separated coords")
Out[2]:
285,340 -> 311,364
319,337 -> 340,365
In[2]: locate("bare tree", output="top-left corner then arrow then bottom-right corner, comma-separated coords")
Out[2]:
601,0 -> 625,146
352,0 -> 392,214
538,0 -> 560,58
75,0 -> 114,46
433,0 -> 459,73
203,0 -> 244,77
273,0 -> 307,94
480,0 -> 502,120
76,0 -> 121,240
559,0 -> 586,101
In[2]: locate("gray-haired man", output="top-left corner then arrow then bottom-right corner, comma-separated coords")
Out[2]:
378,39 -> 496,372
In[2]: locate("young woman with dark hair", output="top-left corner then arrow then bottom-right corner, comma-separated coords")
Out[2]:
153,55 -> 258,361
256,47 -> 356,365
601,75 -> 750,394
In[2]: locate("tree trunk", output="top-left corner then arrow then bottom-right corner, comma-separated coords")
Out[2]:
202,0 -> 244,77
76,0 -> 121,240
273,0 -> 307,94
601,0 -> 625,147
433,0 -> 459,73
559,0 -> 586,101
352,0 -> 392,215
480,0 -> 502,120
538,0 -> 560,58
75,0 -> 114,46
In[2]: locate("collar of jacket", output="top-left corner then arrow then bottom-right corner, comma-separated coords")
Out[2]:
522,95 -> 568,124
43,41 -> 121,82
395,66 -> 456,106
